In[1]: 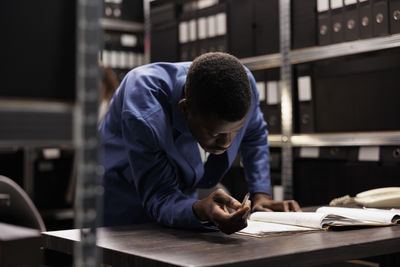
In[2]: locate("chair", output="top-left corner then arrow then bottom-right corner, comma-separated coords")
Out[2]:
0,175 -> 46,231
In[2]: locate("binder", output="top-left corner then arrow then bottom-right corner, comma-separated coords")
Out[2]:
317,0 -> 332,45
150,2 -> 179,62
295,64 -> 315,133
312,51 -> 400,132
264,69 -> 282,134
390,0 -> 400,33
330,0 -> 345,43
291,0 -> 318,49
227,0 -> 253,58
252,70 -> 281,134
121,0 -> 144,22
372,0 -> 389,36
380,146 -> 400,163
344,0 -> 359,41
359,0 -> 373,38
253,0 -> 280,55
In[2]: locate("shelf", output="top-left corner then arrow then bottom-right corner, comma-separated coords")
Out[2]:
242,34 -> 400,71
100,18 -> 144,33
0,99 -> 74,147
267,134 -> 284,147
291,131 -> 400,147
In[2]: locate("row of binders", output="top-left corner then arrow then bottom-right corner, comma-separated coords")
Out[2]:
103,0 -> 143,22
102,31 -> 145,81
292,145 -> 400,206
253,49 -> 400,134
179,2 -> 227,61
101,50 -> 145,70
150,0 -> 400,61
317,0 -> 400,45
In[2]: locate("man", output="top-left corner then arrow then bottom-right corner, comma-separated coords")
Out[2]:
99,52 -> 300,234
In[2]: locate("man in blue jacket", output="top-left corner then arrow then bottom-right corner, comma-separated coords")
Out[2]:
99,52 -> 300,234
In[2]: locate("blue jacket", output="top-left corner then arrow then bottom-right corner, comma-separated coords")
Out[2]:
99,62 -> 271,229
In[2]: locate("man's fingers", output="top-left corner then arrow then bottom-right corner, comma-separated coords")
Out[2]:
252,204 -> 273,212
282,201 -> 290,212
289,200 -> 302,212
212,189 -> 241,209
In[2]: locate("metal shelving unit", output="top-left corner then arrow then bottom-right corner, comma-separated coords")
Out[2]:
242,33 -> 400,71
243,33 -> 400,148
291,131 -> 400,147
0,99 -> 74,148
241,2 -> 400,199
269,131 -> 400,147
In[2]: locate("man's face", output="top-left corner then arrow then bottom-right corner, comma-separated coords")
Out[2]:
179,99 -> 248,155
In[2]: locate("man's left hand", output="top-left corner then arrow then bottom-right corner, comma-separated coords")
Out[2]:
251,193 -> 302,212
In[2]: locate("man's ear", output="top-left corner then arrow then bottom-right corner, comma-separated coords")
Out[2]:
178,98 -> 189,117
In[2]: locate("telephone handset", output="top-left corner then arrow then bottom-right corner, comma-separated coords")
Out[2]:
330,187 -> 400,208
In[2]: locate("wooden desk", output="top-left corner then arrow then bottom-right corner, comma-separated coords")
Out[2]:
0,222 -> 41,266
42,223 -> 400,267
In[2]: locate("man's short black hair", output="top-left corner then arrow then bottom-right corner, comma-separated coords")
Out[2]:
185,52 -> 252,122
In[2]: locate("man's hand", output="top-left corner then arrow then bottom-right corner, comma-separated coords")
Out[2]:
193,189 -> 251,234
251,193 -> 302,212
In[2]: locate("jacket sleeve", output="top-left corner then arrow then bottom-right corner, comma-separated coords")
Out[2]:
239,72 -> 271,195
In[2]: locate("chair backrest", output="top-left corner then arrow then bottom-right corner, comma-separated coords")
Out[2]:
0,175 -> 46,232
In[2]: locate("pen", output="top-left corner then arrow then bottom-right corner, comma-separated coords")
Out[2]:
241,192 -> 250,207
241,193 -> 250,220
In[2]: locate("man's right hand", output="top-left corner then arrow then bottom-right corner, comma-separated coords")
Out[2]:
193,189 -> 250,234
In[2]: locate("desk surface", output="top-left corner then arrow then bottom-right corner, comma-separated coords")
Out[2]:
1,222 -> 41,266
42,223 -> 400,267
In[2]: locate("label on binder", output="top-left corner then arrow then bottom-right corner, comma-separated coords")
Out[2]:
189,19 -> 197,42
179,22 -> 189,44
317,0 -> 330,13
298,76 -> 312,102
256,82 -> 266,102
358,146 -> 380,162
216,13 -> 227,36
207,15 -> 216,38
344,0 -> 357,5
331,0 -> 344,9
266,81 -> 280,105
300,147 -> 320,158
198,17 -> 207,39
120,34 -> 137,47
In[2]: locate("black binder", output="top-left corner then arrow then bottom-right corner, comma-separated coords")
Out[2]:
291,0 -> 318,49
317,0 -> 332,45
227,0 -> 253,58
150,2 -> 179,62
253,0 -> 280,55
380,146 -> 400,163
330,0 -> 345,43
312,50 -> 400,132
390,0 -> 400,33
295,64 -> 315,133
151,21 -> 179,62
344,0 -> 359,41
293,146 -> 400,206
372,0 -> 390,36
359,0 -> 373,38
121,0 -> 144,22
263,69 -> 282,134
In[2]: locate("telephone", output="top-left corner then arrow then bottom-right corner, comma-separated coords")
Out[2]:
329,187 -> 400,208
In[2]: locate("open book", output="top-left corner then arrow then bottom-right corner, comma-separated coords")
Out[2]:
238,206 -> 400,237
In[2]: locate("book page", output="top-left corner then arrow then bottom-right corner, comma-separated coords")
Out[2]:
316,206 -> 400,224
249,212 -> 327,229
238,220 -> 317,237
